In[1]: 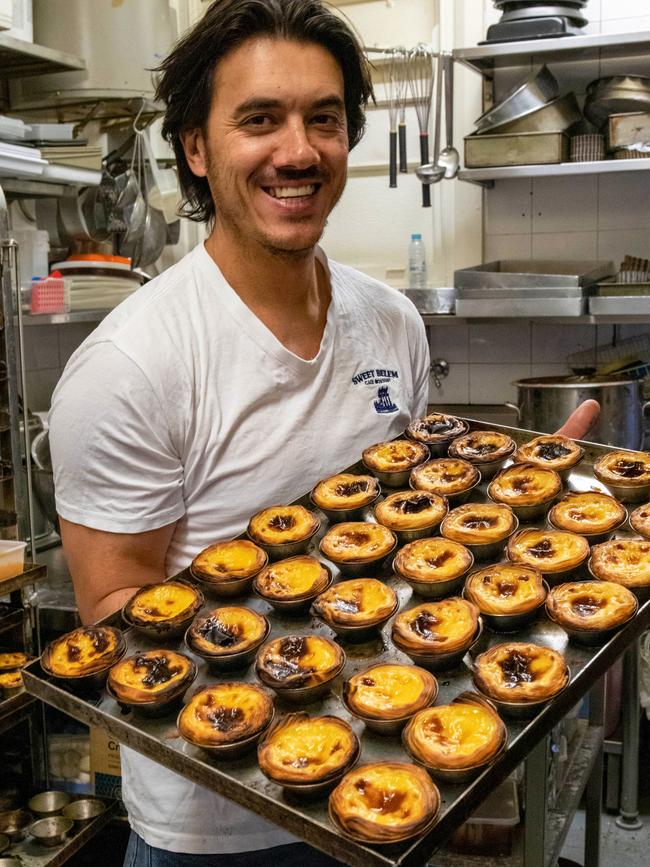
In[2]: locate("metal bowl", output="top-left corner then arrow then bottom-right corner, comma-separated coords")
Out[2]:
474,65 -> 559,134
393,620 -> 484,673
247,523 -> 321,562
121,581 -> 204,640
320,539 -> 398,578
28,791 -> 71,818
0,810 -> 33,843
312,598 -> 399,642
585,75 -> 650,129
462,582 -> 549,634
253,566 -> 333,615
188,568 -> 255,600
342,679 -> 439,736
184,620 -> 270,672
106,659 -> 197,718
62,799 -> 105,826
393,552 -> 474,599
177,708 -> 275,760
29,816 -> 73,848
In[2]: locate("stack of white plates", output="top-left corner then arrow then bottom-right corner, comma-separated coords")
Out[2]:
67,275 -> 141,311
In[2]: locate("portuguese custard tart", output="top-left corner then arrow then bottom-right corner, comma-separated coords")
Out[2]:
311,473 -> 380,518
629,502 -> 650,539
329,762 -> 440,844
507,528 -> 590,580
0,651 -> 29,672
344,664 -> 438,724
410,457 -> 480,501
375,490 -> 448,538
473,642 -> 569,705
258,712 -> 359,788
548,491 -> 626,539
362,439 -> 429,486
178,682 -> 274,752
546,581 -> 637,635
185,606 -> 269,666
123,580 -> 204,638
42,626 -> 125,684
108,649 -> 196,711
403,693 -> 506,775
248,505 -> 320,554
488,463 -> 561,520
441,503 -> 517,558
406,413 -> 469,455
448,430 -> 516,478
255,635 -> 345,699
319,521 -> 396,575
464,564 -> 546,617
191,539 -> 268,595
392,598 -> 480,658
589,539 -> 650,592
0,669 -> 23,695
311,578 -> 398,635
252,555 -> 331,610
514,434 -> 584,475
393,537 -> 474,597
594,450 -> 650,501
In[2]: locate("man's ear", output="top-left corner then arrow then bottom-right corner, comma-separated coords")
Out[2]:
180,128 -> 208,178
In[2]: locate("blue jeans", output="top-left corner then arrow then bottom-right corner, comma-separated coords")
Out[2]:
123,832 -> 344,866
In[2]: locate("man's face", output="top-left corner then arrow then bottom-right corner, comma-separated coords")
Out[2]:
187,37 -> 349,257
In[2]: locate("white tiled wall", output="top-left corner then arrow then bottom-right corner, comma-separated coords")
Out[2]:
22,324 -> 96,413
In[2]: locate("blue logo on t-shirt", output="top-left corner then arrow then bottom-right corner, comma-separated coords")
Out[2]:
352,367 -> 400,415
374,385 -> 399,414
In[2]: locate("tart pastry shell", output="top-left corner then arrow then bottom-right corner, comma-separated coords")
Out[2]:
464,564 -> 547,616
507,528 -> 590,576
108,649 -> 196,707
548,492 -> 626,537
311,474 -> 380,512
589,539 -> 650,590
473,641 -> 569,704
487,463 -> 561,510
248,505 -> 320,547
191,540 -> 268,584
374,490 -> 448,532
410,458 -> 480,499
514,435 -> 584,473
252,556 -> 331,603
546,581 -> 638,632
629,502 -> 650,539
122,581 -> 204,638
185,606 -> 269,657
319,521 -> 396,565
42,626 -> 125,680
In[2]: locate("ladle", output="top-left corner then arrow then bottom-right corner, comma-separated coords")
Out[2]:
437,53 -> 460,179
415,51 -> 445,186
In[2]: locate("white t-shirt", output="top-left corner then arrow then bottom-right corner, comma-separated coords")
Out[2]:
49,242 -> 430,854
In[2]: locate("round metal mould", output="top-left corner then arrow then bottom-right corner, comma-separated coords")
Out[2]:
468,452 -> 515,482
342,679 -> 439,736
188,568 -> 255,600
375,499 -> 448,546
177,707 -> 275,760
62,799 -> 105,827
260,735 -> 361,800
471,676 -> 570,720
587,560 -> 650,604
404,423 -> 469,458
309,489 -> 381,525
462,581 -> 549,634
328,799 -> 439,847
545,596 -> 638,647
319,538 -> 398,579
393,620 -> 484,673
409,465 -> 482,505
121,581 -> 205,641
393,551 -> 475,600
0,676 -> 23,699
29,816 -> 73,848
0,810 -> 33,843
257,654 -> 346,705
487,486 -> 560,524
252,565 -> 333,615
362,453 -> 429,489
311,597 -> 399,642
595,479 -> 650,505
184,618 -> 270,673
27,791 -> 71,818
106,659 -> 197,718
547,509 -> 627,546
247,521 -> 321,562
442,515 -> 520,562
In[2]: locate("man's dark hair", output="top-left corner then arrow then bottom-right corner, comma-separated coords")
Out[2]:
155,0 -> 373,224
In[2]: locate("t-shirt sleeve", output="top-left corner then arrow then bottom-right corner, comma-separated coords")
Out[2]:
49,341 -> 186,534
408,311 -> 430,417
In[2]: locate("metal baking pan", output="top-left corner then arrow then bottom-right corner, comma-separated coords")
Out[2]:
454,260 -> 616,293
465,130 -> 569,168
585,76 -> 650,129
476,93 -> 582,137
455,298 -> 586,317
474,65 -> 559,134
608,112 -> 650,150
23,420 -> 650,867
592,282 -> 650,297
589,296 -> 650,316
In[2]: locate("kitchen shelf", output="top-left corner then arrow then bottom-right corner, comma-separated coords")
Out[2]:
0,34 -> 85,79
0,562 -> 47,596
453,30 -> 650,75
18,310 -> 113,327
420,314 -> 650,325
458,157 -> 650,187
0,688 -> 34,736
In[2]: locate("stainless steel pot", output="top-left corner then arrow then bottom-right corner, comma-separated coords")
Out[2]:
507,375 -> 650,449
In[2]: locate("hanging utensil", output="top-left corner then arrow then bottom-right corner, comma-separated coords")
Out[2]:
384,52 -> 399,188
408,45 -> 436,207
437,53 -> 460,179
395,50 -> 409,174
415,53 -> 445,188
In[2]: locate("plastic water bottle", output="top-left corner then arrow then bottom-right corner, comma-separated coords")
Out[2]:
408,233 -> 428,289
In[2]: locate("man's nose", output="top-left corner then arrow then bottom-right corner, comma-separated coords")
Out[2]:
273,118 -> 320,170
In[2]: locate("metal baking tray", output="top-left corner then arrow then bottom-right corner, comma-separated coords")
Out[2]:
464,131 -> 569,168
608,112 -> 650,150
404,288 -> 456,315
23,421 -> 650,867
455,297 -> 586,317
589,295 -> 650,316
454,260 -> 616,295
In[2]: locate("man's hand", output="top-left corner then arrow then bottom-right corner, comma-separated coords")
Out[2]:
554,399 -> 600,440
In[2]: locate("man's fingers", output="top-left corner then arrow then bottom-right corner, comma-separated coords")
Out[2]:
554,399 -> 601,440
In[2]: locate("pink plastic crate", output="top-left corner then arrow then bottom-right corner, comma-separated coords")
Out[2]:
30,277 -> 70,314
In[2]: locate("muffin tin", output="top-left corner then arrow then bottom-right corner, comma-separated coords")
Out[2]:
23,419 -> 650,867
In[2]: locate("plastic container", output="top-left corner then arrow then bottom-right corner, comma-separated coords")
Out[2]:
0,541 -> 26,582
12,228 -> 49,286
408,234 -> 427,290
448,779 -> 520,856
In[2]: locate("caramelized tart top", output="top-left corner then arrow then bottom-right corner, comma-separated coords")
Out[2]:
178,682 -> 273,746
43,626 -> 124,677
473,641 -> 568,704
344,664 -> 437,720
191,539 -> 267,583
362,439 -> 429,473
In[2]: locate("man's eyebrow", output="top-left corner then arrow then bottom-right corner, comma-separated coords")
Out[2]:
232,95 -> 345,118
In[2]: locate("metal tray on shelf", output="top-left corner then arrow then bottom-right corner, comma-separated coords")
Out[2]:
22,421 -> 650,867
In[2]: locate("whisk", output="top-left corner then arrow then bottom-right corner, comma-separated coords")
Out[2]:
408,45 -> 436,208
394,49 -> 409,174
384,51 -> 400,188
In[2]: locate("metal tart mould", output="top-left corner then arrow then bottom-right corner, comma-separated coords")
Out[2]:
252,564 -> 333,615
442,515 -> 520,562
62,799 -> 105,827
471,680 -> 569,720
106,658 -> 197,718
374,496 -> 448,545
319,537 -> 398,578
27,791 -> 70,818
309,487 -> 381,525
0,810 -> 33,843
184,617 -> 270,672
462,581 -> 549,634
189,567 -> 256,600
327,799 -> 439,846
29,816 -> 73,848
311,596 -> 399,642
392,619 -> 484,673
342,678 -> 439,736
177,707 -> 275,760
361,457 -> 427,489
41,630 -> 127,693
547,509 -> 628,546
247,520 -> 321,561
508,531 -> 590,586
409,466 -> 482,505
467,451 -> 515,481
487,486 -> 560,524
256,652 -> 346,705
595,479 -> 650,504
393,551 -> 474,600
545,598 -> 639,647
121,580 -> 205,640
587,559 -> 650,604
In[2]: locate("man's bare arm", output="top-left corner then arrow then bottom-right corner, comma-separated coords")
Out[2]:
59,517 -> 177,625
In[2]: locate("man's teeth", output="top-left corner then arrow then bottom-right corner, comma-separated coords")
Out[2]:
267,185 -> 316,199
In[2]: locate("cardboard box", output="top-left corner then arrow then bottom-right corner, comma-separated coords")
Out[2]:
90,726 -> 122,799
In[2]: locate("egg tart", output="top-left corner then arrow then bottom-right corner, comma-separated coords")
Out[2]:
42,626 -> 125,689
258,713 -> 359,791
311,473 -> 380,521
488,463 -> 561,521
548,491 -> 627,541
589,539 -> 650,596
630,502 -> 650,539
248,505 -> 320,557
362,439 -> 429,487
0,651 -> 29,672
191,539 -> 268,597
178,682 -> 274,756
410,458 -> 480,502
406,413 -> 469,455
108,649 -> 196,714
185,606 -> 269,669
0,669 -> 23,696
441,503 -> 517,559
546,581 -> 637,643
375,490 -> 448,542
464,564 -> 546,630
253,555 -> 332,612
473,642 -> 569,707
393,537 -> 474,597
343,664 -> 438,732
329,762 -> 440,844
508,528 -> 590,583
403,693 -> 506,779
514,435 -> 584,476
594,450 -> 650,502
122,580 -> 204,639
311,578 -> 398,638
319,521 -> 396,576
393,598 -> 479,654
255,635 -> 345,700
448,430 -> 516,479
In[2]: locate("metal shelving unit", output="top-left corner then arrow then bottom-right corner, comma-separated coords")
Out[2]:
0,34 -> 85,78
421,313 -> 650,325
458,158 -> 650,188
